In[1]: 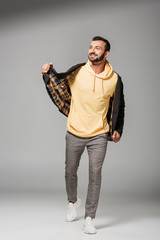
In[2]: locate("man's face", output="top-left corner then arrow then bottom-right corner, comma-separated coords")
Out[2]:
88,40 -> 108,63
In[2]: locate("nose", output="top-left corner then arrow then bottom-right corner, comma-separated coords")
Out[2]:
89,50 -> 96,55
91,47 -> 96,53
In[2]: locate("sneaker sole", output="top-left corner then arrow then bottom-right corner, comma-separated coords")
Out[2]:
82,226 -> 97,234
66,210 -> 76,222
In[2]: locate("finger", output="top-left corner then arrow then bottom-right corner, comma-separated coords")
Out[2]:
50,62 -> 53,66
112,133 -> 116,139
45,65 -> 49,71
115,133 -> 118,139
115,137 -> 120,143
42,66 -> 49,73
41,67 -> 46,73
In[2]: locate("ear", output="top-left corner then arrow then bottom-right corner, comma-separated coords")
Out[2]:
104,51 -> 110,58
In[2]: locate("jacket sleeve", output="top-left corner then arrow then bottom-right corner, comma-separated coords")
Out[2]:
115,78 -> 125,136
42,66 -> 71,117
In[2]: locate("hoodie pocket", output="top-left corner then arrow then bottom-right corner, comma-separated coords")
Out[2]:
69,111 -> 104,134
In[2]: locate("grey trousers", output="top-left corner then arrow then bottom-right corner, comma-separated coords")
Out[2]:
65,131 -> 108,219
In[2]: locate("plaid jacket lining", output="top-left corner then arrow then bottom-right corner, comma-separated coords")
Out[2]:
47,72 -> 71,117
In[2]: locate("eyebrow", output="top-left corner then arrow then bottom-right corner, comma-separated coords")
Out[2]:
89,45 -> 102,49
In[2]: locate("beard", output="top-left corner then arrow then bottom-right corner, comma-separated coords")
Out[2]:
88,51 -> 106,63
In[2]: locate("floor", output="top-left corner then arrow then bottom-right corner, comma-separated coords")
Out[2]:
0,191 -> 160,240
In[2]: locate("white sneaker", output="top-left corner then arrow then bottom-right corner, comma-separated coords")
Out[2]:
66,197 -> 81,222
82,216 -> 97,234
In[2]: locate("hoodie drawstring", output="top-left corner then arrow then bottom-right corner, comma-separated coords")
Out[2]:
93,76 -> 104,96
102,79 -> 104,96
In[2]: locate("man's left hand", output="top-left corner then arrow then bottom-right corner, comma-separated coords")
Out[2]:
111,131 -> 120,143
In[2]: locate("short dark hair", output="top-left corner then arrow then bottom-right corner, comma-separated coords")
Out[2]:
92,36 -> 111,52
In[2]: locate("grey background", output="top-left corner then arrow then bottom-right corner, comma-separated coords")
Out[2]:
0,0 -> 160,195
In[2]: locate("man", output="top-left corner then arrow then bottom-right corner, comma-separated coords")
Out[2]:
41,36 -> 125,234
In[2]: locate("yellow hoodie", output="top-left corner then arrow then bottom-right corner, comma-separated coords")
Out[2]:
66,60 -> 118,137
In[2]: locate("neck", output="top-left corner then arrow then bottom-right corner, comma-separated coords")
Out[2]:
90,60 -> 106,74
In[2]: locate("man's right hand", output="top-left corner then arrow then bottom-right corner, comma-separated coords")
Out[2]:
41,62 -> 53,74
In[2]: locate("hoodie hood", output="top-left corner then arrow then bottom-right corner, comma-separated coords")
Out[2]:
85,60 -> 113,93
